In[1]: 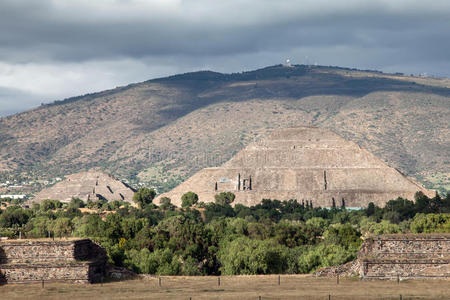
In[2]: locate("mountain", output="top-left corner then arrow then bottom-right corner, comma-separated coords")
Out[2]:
157,127 -> 433,207
0,65 -> 449,194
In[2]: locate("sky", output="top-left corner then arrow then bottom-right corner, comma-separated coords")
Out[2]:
1,0 -> 450,117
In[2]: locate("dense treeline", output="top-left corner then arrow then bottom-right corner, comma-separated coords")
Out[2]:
0,191 -> 449,276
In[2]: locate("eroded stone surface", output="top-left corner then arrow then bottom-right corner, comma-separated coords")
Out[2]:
359,234 -> 450,279
32,171 -> 135,204
0,239 -> 107,283
315,234 -> 450,279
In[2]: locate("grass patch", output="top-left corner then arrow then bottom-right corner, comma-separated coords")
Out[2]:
1,276 -> 449,299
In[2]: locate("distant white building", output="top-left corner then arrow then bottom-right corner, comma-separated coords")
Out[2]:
0,195 -> 26,200
284,59 -> 292,67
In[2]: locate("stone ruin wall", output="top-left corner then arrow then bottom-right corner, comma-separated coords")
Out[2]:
0,261 -> 105,283
359,234 -> 450,279
0,239 -> 106,283
362,259 -> 449,279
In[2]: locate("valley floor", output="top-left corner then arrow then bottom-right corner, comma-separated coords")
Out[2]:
1,275 -> 449,299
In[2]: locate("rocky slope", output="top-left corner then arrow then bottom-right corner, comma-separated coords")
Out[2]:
0,65 -> 448,193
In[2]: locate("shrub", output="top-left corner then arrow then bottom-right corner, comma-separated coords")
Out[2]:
214,192 -> 235,205
133,188 -> 156,209
181,192 -> 199,208
410,213 -> 450,233
218,236 -> 286,275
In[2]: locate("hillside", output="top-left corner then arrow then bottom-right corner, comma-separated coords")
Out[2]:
0,65 -> 449,194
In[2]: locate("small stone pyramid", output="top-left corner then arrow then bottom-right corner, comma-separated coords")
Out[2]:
32,171 -> 135,203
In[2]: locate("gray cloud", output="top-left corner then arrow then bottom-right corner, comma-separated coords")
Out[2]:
0,87 -> 44,117
0,0 -> 449,116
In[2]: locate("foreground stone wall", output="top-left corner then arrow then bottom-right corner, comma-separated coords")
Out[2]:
362,259 -> 450,279
359,234 -> 450,279
0,239 -> 105,264
0,239 -> 106,283
359,235 -> 449,259
0,262 -> 104,283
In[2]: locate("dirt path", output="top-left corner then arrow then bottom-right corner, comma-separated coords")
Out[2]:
1,275 -> 449,299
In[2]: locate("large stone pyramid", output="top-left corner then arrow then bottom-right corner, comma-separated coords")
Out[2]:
32,171 -> 135,204
158,127 -> 433,207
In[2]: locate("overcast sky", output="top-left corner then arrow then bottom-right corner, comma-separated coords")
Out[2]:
1,0 -> 449,117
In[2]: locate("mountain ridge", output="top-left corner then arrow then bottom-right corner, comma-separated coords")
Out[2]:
24,64 -> 450,112
0,64 -> 448,194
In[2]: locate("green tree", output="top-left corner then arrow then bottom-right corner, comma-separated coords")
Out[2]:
110,200 -> 122,210
0,206 -> 32,228
72,214 -> 106,238
410,213 -> 450,233
124,248 -> 156,273
305,217 -> 329,236
159,197 -> 173,210
182,256 -> 201,275
31,203 -> 40,212
125,248 -> 181,275
218,236 -> 286,275
133,188 -> 156,209
298,244 -> 353,273
69,197 -> 85,209
323,224 -> 361,250
214,192 -> 235,205
181,192 -> 199,208
366,202 -> 375,216
27,216 -> 52,238
360,218 -> 401,235
415,191 -> 431,213
371,220 -> 401,235
205,203 -> 235,222
384,198 -> 415,222
51,217 -> 72,238
121,217 -> 148,240
41,199 -> 62,211
274,221 -> 316,248
104,213 -> 124,242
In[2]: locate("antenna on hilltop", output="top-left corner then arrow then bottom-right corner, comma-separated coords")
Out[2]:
284,59 -> 291,67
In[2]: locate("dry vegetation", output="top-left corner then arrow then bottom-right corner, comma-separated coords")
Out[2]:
0,65 -> 448,193
1,275 -> 449,299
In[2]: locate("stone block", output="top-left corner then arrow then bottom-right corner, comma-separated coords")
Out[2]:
0,239 -> 106,284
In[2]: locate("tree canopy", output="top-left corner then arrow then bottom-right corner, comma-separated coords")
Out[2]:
181,192 -> 199,208
214,192 -> 235,205
133,187 -> 156,208
0,190 -> 448,276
